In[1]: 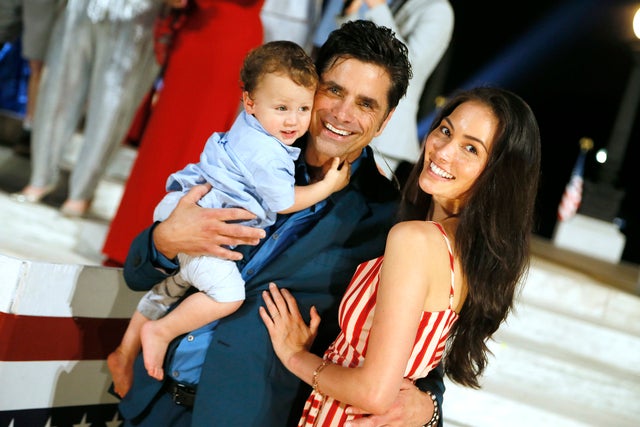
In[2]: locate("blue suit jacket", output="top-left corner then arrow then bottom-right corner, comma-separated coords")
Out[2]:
119,146 -> 400,426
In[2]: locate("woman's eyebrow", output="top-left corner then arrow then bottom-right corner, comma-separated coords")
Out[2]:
445,117 -> 488,151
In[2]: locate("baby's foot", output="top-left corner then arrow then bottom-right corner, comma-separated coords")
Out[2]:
140,321 -> 170,381
107,346 -> 135,398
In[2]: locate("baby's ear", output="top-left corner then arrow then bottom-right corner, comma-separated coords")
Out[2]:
242,91 -> 255,113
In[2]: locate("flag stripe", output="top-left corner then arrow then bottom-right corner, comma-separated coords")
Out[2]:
0,312 -> 128,361
558,175 -> 583,221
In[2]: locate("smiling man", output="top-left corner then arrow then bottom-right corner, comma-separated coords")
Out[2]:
116,20 -> 444,427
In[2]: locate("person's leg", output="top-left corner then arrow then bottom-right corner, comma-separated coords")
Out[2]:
109,274 -> 190,397
23,3 -> 90,197
140,256 -> 244,380
64,8 -> 159,212
12,58 -> 44,157
23,59 -> 42,125
21,0 -> 61,127
108,310 -> 148,398
140,291 -> 242,380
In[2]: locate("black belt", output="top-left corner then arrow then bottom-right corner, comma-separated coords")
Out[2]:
165,378 -> 197,408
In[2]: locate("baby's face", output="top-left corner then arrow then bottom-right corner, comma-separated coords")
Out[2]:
244,73 -> 316,145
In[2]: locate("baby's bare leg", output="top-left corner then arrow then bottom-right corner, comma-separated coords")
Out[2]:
107,310 -> 148,397
140,292 -> 243,380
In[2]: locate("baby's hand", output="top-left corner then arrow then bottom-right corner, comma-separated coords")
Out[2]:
322,157 -> 350,193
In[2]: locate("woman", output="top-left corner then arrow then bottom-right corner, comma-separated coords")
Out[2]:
260,86 -> 542,426
102,0 -> 264,264
12,0 -> 161,215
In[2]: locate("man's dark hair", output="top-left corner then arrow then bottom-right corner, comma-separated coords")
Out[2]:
315,19 -> 412,112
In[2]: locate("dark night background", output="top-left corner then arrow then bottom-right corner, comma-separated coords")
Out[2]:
418,0 -> 640,264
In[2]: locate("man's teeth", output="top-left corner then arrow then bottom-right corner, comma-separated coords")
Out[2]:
430,162 -> 453,179
326,123 -> 351,136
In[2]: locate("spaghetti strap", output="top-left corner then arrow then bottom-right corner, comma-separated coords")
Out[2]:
428,221 -> 456,310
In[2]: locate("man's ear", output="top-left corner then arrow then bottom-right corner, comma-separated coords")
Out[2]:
242,91 -> 254,113
374,107 -> 396,137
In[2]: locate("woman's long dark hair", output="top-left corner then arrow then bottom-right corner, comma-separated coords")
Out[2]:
398,87 -> 542,388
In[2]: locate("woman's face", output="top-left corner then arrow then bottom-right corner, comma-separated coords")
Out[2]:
419,100 -> 498,211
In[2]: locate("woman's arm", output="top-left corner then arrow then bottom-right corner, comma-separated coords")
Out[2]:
261,221 -> 450,414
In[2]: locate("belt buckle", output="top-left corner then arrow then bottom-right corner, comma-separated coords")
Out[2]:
171,382 -> 195,407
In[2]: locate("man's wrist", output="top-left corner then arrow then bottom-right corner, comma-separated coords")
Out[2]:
152,221 -> 179,260
150,221 -> 179,272
422,390 -> 440,427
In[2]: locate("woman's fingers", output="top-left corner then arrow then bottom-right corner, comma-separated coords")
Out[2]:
309,306 -> 321,335
261,287 -> 280,320
267,282 -> 289,315
279,287 -> 302,320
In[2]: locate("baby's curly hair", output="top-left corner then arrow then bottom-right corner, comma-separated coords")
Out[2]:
240,40 -> 318,95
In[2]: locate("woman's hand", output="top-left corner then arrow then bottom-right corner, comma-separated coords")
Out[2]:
260,283 -> 321,368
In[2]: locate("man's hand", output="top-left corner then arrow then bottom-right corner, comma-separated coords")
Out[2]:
153,184 -> 266,260
344,379 -> 434,427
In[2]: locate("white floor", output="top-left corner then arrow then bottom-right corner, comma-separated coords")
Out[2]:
0,136 -> 134,266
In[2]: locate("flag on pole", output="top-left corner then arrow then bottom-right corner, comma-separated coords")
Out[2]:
557,138 -> 593,221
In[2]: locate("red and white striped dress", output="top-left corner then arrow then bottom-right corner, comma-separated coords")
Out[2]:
298,222 -> 459,426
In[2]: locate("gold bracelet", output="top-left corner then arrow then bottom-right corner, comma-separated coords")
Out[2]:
312,359 -> 330,395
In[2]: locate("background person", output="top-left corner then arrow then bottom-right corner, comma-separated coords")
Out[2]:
0,0 -> 64,157
102,0 -> 265,264
316,0 -> 454,180
11,0 -> 163,216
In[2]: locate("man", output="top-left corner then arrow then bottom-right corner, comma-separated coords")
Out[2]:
117,20 -> 444,426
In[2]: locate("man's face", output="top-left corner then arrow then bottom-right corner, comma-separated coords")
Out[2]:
306,57 -> 394,167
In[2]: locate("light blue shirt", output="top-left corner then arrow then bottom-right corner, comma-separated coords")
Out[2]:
157,110 -> 301,229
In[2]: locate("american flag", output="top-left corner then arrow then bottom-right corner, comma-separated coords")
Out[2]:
557,173 -> 583,221
557,138 -> 592,222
